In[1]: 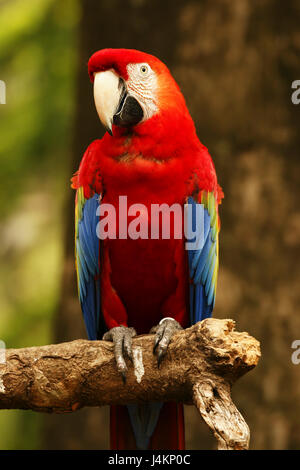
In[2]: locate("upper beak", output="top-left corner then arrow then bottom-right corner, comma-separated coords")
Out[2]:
93,70 -> 124,135
93,70 -> 144,135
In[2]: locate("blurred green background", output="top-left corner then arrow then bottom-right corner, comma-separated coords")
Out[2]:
0,0 -> 299,449
0,0 -> 79,448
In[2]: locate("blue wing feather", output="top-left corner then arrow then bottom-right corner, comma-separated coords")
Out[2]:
75,191 -> 101,340
80,217 -> 98,272
191,210 -> 211,274
194,235 -> 212,283
187,192 -> 219,325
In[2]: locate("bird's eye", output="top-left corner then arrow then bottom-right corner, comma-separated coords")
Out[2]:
139,64 -> 149,76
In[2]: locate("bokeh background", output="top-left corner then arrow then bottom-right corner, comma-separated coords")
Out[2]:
0,0 -> 299,450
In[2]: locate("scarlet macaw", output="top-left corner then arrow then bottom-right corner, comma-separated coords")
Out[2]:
71,48 -> 223,450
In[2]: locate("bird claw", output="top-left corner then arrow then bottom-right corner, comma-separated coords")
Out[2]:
151,318 -> 182,368
102,325 -> 137,382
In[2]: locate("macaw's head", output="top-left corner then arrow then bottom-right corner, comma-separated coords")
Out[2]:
88,48 -> 194,138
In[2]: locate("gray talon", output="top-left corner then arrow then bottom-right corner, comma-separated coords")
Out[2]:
103,325 -> 137,381
151,318 -> 182,367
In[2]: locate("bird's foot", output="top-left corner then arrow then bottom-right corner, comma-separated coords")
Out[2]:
102,325 -> 137,383
150,317 -> 182,367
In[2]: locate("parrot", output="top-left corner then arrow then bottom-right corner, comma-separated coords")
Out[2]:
71,48 -> 223,450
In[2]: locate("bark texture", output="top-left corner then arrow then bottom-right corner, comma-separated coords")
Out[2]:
0,319 -> 260,450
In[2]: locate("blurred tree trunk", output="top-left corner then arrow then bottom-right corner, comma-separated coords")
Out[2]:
42,0 -> 300,450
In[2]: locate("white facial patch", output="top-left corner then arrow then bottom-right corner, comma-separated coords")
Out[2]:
126,63 -> 158,121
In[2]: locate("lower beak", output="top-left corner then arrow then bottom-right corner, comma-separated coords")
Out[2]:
93,70 -> 144,135
113,95 -> 144,129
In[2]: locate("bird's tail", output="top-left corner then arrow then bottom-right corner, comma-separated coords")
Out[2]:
110,402 -> 185,450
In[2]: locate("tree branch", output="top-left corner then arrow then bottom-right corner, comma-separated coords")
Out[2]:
0,318 -> 260,449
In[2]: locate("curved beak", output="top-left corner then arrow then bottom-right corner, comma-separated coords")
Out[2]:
93,70 -> 144,135
93,70 -> 124,135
